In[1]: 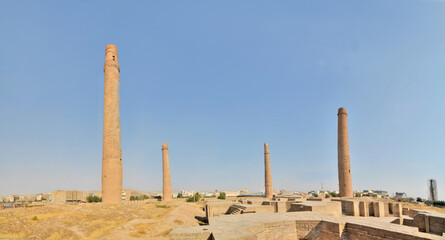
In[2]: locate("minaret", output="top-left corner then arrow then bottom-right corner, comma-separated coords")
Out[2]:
264,143 -> 273,198
337,107 -> 353,198
101,44 -> 122,203
162,143 -> 172,201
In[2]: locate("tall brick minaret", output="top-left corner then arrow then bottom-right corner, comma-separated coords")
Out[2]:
101,44 -> 122,203
264,143 -> 273,199
162,143 -> 172,201
337,107 -> 353,198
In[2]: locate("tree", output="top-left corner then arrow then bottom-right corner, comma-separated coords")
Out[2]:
433,200 -> 445,207
416,197 -> 423,202
130,196 -> 142,201
330,192 -> 338,197
177,193 -> 183,198
218,192 -> 226,200
325,194 -> 330,198
312,193 -> 318,198
87,195 -> 102,203
187,193 -> 201,202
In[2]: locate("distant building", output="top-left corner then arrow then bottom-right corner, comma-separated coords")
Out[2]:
308,191 -> 321,196
204,192 -> 214,197
373,190 -> 389,198
240,188 -> 249,194
180,190 -> 193,197
223,191 -> 240,197
50,190 -> 85,203
35,193 -> 50,202
357,190 -> 388,198
395,192 -> 407,198
6,195 -> 19,202
122,189 -> 145,201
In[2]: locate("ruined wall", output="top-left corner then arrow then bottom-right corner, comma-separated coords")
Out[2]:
343,223 -> 430,240
293,220 -> 344,240
429,215 -> 445,236
295,220 -> 322,239
243,205 -> 274,214
169,227 -> 212,240
318,221 -> 345,240
265,201 -> 287,213
289,202 -> 342,217
170,217 -> 441,240
251,221 -> 297,240
332,199 -> 359,216
371,202 -> 385,217
205,202 -> 234,219
359,201 -> 369,217
413,213 -> 445,235
403,207 -> 410,216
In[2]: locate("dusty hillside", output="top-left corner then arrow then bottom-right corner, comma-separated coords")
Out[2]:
0,200 -> 204,239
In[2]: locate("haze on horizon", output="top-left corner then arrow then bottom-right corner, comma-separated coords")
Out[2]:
1,1 -> 444,200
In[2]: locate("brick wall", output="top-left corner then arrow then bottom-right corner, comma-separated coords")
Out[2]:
169,227 -> 212,240
251,220 -> 297,240
413,213 -> 445,235
334,199 -> 359,216
344,223 -> 431,240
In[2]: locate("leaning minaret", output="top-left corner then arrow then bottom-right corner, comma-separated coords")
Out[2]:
264,143 -> 273,198
162,143 -> 172,201
101,44 -> 122,203
337,107 -> 353,198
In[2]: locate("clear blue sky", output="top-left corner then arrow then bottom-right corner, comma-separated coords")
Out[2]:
1,1 -> 444,199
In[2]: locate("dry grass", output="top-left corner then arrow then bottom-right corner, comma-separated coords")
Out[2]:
0,201 -> 204,239
87,220 -> 124,239
403,203 -> 445,214
173,219 -> 183,225
128,223 -> 149,238
0,233 -> 26,239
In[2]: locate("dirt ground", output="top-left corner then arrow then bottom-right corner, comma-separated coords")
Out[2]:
0,200 -> 205,240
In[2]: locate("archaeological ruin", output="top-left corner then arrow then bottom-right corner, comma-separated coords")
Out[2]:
95,45 -> 445,239
101,44 -> 123,204
170,197 -> 445,239
169,108 -> 445,239
264,143 -> 273,199
337,107 -> 353,198
163,142 -> 172,201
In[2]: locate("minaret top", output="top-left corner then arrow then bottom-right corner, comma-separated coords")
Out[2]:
104,44 -> 119,72
162,142 -> 168,150
264,143 -> 269,153
338,107 -> 347,116
105,44 -> 118,63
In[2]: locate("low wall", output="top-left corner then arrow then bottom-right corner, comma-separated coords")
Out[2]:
413,212 -> 445,235
403,207 -> 410,216
359,201 -> 369,217
250,220 -> 297,239
205,202 -> 234,218
332,199 -> 359,216
170,217 -> 440,240
289,202 -> 342,217
371,201 -> 385,217
345,223 -> 431,240
170,227 -> 212,240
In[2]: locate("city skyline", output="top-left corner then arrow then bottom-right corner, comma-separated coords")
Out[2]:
1,1 -> 445,199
